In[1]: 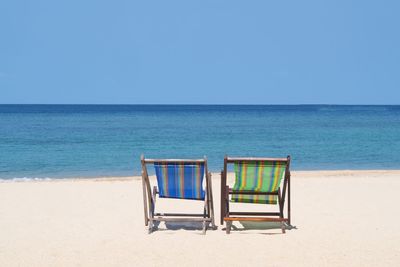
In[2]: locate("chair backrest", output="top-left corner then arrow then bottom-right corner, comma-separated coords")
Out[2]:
229,158 -> 289,204
153,162 -> 206,200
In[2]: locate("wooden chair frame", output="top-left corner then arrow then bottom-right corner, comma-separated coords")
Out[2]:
220,155 -> 291,234
141,155 -> 215,234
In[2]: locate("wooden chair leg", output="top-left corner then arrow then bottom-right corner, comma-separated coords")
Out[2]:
220,171 -> 225,225
210,201 -> 216,229
203,194 -> 208,218
141,175 -> 149,226
202,221 -> 207,235
148,197 -> 155,234
152,186 -> 157,203
226,221 -> 231,234
207,174 -> 216,229
225,185 -> 230,216
288,174 -> 291,226
148,219 -> 153,234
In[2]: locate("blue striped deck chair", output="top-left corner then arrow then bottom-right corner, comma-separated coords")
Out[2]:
141,155 -> 215,234
220,156 -> 291,234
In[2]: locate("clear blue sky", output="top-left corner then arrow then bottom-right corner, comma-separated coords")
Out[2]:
1,1 -> 399,104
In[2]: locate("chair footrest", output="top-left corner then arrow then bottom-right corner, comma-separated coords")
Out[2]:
154,213 -> 205,217
152,217 -> 212,222
224,217 -> 288,222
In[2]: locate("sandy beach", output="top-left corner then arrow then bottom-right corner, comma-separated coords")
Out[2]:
1,170 -> 400,266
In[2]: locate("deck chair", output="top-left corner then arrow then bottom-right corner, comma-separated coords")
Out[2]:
221,156 -> 291,234
141,155 -> 215,234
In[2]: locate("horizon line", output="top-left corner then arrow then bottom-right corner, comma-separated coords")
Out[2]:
0,103 -> 399,106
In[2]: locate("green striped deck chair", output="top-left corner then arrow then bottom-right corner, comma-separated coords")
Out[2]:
231,161 -> 287,204
221,156 -> 291,234
141,155 -> 215,234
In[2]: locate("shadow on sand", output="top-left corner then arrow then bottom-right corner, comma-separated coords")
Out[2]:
150,220 -> 296,235
222,221 -> 297,235
149,221 -> 217,234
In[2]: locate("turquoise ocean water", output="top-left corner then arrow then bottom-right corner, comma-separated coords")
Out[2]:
0,105 -> 399,179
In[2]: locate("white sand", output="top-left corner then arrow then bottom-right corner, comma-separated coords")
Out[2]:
1,170 -> 400,266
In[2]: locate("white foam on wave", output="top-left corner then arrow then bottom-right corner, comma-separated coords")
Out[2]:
0,176 -> 136,182
0,177 -> 53,182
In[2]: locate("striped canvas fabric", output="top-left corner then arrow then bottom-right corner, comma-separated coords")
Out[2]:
154,163 -> 205,200
231,161 -> 287,204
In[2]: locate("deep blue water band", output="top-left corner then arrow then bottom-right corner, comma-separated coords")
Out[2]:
0,105 -> 399,179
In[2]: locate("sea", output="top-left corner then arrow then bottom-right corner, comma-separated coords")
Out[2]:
0,105 -> 399,180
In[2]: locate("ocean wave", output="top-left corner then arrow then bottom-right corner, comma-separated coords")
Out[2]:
0,176 -> 139,182
0,177 -> 53,182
